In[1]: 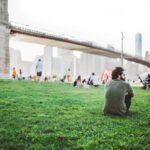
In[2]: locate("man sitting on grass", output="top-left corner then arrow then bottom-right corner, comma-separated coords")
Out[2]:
103,67 -> 134,116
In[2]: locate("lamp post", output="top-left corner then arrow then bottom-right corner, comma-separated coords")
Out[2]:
121,32 -> 124,67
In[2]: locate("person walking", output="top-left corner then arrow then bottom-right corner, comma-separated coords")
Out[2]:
36,59 -> 43,81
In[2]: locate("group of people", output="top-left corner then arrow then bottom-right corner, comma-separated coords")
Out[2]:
73,72 -> 100,88
12,67 -> 22,80
12,60 -> 136,117
11,64 -> 137,117
60,68 -> 72,82
11,59 -> 42,81
73,67 -> 135,117
36,59 -> 73,82
11,59 -> 73,83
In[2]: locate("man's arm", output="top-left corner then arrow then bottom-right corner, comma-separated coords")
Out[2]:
128,92 -> 134,97
127,83 -> 134,97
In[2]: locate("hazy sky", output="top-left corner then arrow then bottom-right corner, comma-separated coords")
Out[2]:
8,0 -> 150,60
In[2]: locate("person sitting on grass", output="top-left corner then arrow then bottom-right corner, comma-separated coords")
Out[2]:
82,79 -> 90,88
88,73 -> 99,87
60,75 -> 66,82
73,75 -> 82,87
103,67 -> 134,116
144,74 -> 150,89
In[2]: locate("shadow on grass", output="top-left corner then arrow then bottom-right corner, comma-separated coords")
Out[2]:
128,111 -> 140,116
99,110 -> 140,119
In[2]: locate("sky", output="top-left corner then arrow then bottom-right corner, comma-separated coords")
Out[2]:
8,0 -> 150,61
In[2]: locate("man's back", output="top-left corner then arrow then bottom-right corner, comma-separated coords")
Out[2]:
90,75 -> 99,86
104,79 -> 133,116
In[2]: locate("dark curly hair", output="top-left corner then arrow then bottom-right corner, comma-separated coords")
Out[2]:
112,67 -> 124,79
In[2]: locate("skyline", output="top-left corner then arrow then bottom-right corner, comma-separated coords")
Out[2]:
8,0 -> 150,61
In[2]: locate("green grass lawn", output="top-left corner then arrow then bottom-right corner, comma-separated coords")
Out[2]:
0,80 -> 150,150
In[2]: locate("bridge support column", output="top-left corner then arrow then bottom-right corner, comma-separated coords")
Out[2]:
43,46 -> 53,77
0,0 -> 10,78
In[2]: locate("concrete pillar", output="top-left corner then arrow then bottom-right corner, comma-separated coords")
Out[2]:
0,0 -> 10,77
43,46 -> 53,77
73,56 -> 77,79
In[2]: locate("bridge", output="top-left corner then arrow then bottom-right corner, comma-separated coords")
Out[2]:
0,0 -> 150,77
9,22 -> 150,67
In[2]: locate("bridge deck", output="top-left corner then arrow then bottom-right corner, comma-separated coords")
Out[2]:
9,24 -> 150,67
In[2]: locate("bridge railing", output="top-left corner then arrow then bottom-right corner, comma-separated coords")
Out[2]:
9,21 -> 86,42
9,21 -> 149,63
9,21 -> 108,49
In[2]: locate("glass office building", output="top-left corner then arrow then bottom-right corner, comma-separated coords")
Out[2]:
135,33 -> 142,57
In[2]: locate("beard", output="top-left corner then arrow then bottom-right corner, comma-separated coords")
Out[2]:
121,77 -> 125,81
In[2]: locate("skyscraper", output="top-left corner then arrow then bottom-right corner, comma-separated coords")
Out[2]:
135,33 -> 142,57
